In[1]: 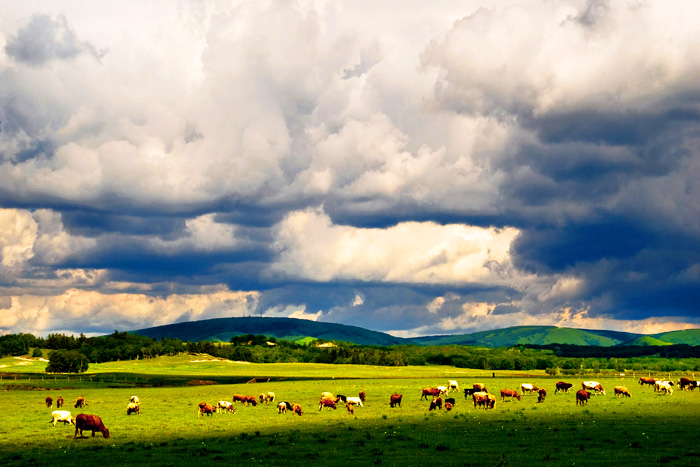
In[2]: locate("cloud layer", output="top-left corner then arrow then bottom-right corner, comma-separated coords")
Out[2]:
1,0 -> 699,337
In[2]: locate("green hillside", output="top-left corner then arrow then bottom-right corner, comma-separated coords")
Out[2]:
652,329 -> 700,345
621,335 -> 673,346
132,317 -> 407,346
411,325 -> 635,347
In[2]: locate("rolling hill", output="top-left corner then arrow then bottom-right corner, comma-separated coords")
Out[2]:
130,317 -> 699,348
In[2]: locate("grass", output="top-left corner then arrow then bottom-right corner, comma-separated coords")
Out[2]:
2,356 -> 700,466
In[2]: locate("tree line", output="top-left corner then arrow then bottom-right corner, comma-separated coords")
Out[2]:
2,331 -> 700,374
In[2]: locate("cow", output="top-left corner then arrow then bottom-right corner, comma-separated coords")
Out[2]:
359,391 -> 366,402
537,388 -> 547,403
448,380 -> 459,393
678,378 -> 696,391
639,377 -> 656,387
614,386 -> 631,398
217,401 -> 235,414
277,401 -> 292,414
292,403 -> 303,416
258,393 -> 269,404
130,396 -> 140,404
473,392 -> 495,409
126,402 -> 140,415
267,392 -> 276,402
346,396 -> 363,407
57,396 -> 64,408
473,383 -> 487,393
575,390 -> 590,406
445,397 -> 456,406
501,389 -> 521,402
319,398 -> 337,411
437,386 -> 449,396
74,414 -> 110,439
463,388 -> 478,398
555,382 -> 573,394
429,397 -> 442,411
346,402 -> 354,416
197,402 -> 216,417
389,394 -> 402,408
335,395 -> 347,404
45,396 -> 53,408
582,381 -> 605,395
233,395 -> 257,406
656,381 -> 674,395
421,388 -> 442,400
520,383 -> 539,395
232,394 -> 246,403
444,402 -> 454,411
49,410 -> 75,426
74,397 -> 86,408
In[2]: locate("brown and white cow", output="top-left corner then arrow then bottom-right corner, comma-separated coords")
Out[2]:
656,381 -> 674,395
500,389 -> 521,402
277,401 -> 292,414
473,392 -> 495,409
217,401 -> 235,413
582,381 -> 605,395
555,382 -> 573,394
575,390 -> 591,406
520,383 -> 539,395
429,397 -> 442,411
74,414 -> 109,439
614,386 -> 631,398
126,402 -> 140,415
389,394 -> 402,408
319,398 -> 337,411
421,388 -> 442,400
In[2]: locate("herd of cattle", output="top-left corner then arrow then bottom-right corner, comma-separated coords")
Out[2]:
43,376 -> 697,440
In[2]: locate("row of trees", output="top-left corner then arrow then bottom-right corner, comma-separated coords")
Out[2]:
3,331 -> 700,374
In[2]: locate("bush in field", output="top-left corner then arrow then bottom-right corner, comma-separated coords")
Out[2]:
46,349 -> 89,373
31,348 -> 43,358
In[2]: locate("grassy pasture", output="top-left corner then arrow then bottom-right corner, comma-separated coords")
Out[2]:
2,358 -> 700,466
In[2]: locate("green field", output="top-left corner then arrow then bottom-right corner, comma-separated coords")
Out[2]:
2,355 -> 700,466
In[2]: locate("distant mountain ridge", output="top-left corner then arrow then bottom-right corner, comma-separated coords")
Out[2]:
130,317 -> 700,348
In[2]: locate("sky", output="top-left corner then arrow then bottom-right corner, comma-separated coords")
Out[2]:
1,0 -> 699,338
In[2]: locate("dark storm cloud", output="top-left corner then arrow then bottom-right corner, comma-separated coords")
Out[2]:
5,14 -> 105,67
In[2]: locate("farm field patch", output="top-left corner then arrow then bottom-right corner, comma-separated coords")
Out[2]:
1,362 -> 699,466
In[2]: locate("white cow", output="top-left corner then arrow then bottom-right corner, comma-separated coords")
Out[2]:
656,381 -> 674,395
267,392 -> 275,402
582,381 -> 605,395
448,380 -> 459,393
49,410 -> 75,426
346,397 -> 363,407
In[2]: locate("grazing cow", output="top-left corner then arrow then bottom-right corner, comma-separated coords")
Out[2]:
473,383 -> 487,393
267,392 -> 275,402
57,396 -> 64,408
292,403 -> 303,416
277,401 -> 292,414
126,402 -> 140,415
319,398 -> 337,411
429,397 -> 442,411
197,402 -> 216,417
217,401 -> 235,414
614,386 -> 631,398
445,402 -> 454,411
473,392 -> 496,409
448,380 -> 459,393
582,381 -> 605,395
537,388 -> 547,403
45,396 -> 53,408
335,395 -> 347,404
346,402 -> 354,416
232,394 -> 246,403
520,383 -> 539,395
639,377 -> 656,387
390,394 -> 402,408
575,390 -> 591,406
421,388 -> 442,400
445,397 -> 456,406
678,378 -> 695,391
74,414 -> 109,439
501,389 -> 521,402
346,396 -> 363,407
463,388 -> 478,398
437,386 -> 449,396
74,397 -> 86,408
555,382 -> 573,394
656,381 -> 674,395
49,410 -> 75,426
359,391 -> 366,402
130,396 -> 140,404
258,393 -> 269,404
